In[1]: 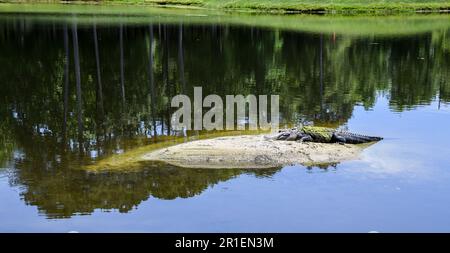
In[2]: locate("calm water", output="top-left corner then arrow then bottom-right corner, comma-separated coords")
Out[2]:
1,9 -> 450,232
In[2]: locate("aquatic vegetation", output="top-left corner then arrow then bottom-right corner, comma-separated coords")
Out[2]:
85,130 -> 268,171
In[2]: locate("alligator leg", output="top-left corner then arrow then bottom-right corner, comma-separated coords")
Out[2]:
286,132 -> 298,141
297,134 -> 313,142
332,133 -> 346,144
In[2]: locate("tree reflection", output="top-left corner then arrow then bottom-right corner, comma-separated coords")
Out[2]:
0,19 -> 449,218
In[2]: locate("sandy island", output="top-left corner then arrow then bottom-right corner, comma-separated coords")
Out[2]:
142,134 -> 371,169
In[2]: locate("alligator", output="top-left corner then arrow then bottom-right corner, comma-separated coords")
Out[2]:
267,126 -> 383,144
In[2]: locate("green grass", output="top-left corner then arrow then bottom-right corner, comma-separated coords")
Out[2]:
1,3 -> 449,36
3,0 -> 450,13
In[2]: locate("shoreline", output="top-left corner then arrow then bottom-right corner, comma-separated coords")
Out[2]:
1,1 -> 450,14
1,2 -> 450,37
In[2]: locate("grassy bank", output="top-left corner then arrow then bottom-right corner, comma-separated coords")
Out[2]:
4,0 -> 450,13
1,3 -> 449,36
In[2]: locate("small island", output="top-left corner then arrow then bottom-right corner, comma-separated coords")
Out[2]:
142,134 -> 374,169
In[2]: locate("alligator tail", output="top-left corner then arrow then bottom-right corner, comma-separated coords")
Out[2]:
336,131 -> 383,144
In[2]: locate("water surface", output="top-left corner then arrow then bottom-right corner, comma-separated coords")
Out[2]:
0,7 -> 450,232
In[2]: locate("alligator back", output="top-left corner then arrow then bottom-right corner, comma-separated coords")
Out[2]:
302,126 -> 383,144
301,126 -> 334,143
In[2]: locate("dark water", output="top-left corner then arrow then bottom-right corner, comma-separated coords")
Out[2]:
1,12 -> 450,232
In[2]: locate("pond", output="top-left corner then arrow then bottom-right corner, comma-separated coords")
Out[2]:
0,5 -> 450,232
